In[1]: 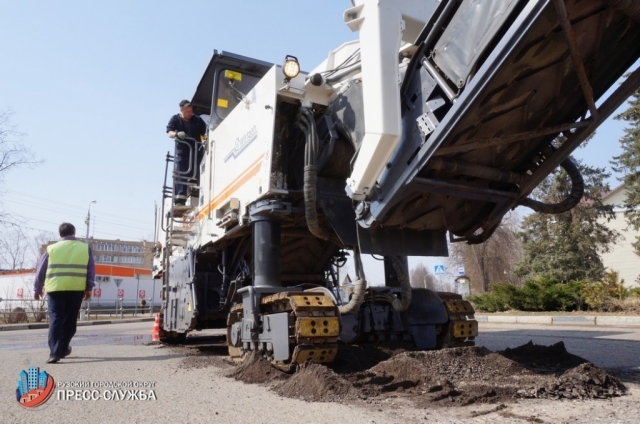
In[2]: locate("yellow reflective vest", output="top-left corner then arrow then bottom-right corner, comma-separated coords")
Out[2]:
44,240 -> 90,292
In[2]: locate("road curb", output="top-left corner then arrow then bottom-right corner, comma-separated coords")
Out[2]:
595,316 -> 640,327
516,316 -> 553,325
487,315 -> 517,323
476,314 -> 640,327
0,317 -> 154,332
552,316 -> 596,326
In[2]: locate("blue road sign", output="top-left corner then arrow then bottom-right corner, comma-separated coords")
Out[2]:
434,265 -> 445,275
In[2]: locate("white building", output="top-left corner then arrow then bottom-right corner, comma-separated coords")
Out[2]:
600,184 -> 640,287
0,266 -> 160,311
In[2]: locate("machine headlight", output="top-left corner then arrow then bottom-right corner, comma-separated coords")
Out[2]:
282,55 -> 300,80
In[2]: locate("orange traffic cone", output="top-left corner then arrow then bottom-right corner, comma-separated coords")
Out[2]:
152,313 -> 161,342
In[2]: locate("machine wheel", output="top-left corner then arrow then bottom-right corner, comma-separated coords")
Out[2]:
226,304 -> 244,363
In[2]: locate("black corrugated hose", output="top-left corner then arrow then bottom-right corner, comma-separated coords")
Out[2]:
298,108 -> 331,241
467,156 -> 584,244
338,246 -> 367,315
520,157 -> 584,214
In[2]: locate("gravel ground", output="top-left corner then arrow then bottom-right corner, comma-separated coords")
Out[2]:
1,322 -> 639,423
1,342 -> 442,424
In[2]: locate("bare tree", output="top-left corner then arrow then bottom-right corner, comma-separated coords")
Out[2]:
409,263 -> 437,290
0,110 -> 40,226
0,228 -> 56,270
32,231 -> 57,262
0,227 -> 31,270
448,212 -> 523,293
0,111 -> 38,180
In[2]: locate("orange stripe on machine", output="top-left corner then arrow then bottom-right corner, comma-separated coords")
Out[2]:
197,154 -> 265,221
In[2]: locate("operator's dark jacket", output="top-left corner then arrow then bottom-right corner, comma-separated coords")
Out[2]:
166,114 -> 207,141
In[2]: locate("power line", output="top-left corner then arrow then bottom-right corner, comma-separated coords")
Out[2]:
91,216 -> 153,231
3,197 -> 87,218
2,198 -> 153,231
3,190 -> 86,211
0,219 -> 54,234
4,216 -> 150,241
2,190 -> 154,226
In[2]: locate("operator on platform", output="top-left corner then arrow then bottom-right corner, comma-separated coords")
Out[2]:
166,100 -> 207,206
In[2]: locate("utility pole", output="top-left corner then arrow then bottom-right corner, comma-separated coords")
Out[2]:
153,202 -> 158,245
135,273 -> 140,317
151,277 -> 156,317
85,200 -> 97,242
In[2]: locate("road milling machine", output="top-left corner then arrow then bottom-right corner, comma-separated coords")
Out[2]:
154,0 -> 640,366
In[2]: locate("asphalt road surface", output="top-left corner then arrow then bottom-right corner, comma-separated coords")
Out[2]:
1,321 -> 639,423
477,323 -> 640,371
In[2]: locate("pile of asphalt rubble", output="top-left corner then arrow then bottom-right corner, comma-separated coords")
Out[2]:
224,341 -> 626,406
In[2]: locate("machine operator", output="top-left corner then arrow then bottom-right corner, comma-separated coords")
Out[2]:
166,99 -> 207,205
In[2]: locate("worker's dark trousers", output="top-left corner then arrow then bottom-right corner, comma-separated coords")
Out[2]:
47,291 -> 84,359
173,146 -> 190,202
173,141 -> 201,204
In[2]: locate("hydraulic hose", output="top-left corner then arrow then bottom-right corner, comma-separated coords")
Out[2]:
390,256 -> 412,312
465,223 -> 499,245
338,247 -> 367,315
299,108 -> 331,241
467,156 -> 584,244
520,157 -> 584,214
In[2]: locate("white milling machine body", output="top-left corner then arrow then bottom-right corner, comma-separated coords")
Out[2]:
154,0 -> 640,365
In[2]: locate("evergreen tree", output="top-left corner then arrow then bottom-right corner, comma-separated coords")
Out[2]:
516,160 -> 619,282
612,90 -> 640,256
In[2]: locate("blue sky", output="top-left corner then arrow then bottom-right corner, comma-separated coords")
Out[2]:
0,1 -> 634,281
0,0 -> 354,241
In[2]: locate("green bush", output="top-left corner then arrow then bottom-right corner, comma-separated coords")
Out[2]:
628,287 -> 640,298
583,271 -> 628,310
467,271 -> 638,312
468,283 -> 519,312
468,278 -> 586,312
517,277 -> 585,311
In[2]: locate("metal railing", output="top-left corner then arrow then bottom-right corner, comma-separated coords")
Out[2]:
80,300 -> 161,320
0,298 -> 160,324
0,299 -> 47,324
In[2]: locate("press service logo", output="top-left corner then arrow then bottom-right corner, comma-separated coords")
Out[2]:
16,366 -> 55,408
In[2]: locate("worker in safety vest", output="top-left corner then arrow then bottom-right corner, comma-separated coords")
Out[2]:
33,222 -> 95,363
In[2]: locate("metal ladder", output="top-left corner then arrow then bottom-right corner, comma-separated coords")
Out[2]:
159,137 -> 202,313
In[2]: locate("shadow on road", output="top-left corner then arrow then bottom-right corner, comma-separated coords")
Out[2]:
52,353 -> 185,364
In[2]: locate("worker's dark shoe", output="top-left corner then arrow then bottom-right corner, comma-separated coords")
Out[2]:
187,186 -> 200,198
46,357 -> 60,364
62,346 -> 72,358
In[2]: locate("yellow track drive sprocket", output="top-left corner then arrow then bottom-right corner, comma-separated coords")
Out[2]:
227,291 -> 340,367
